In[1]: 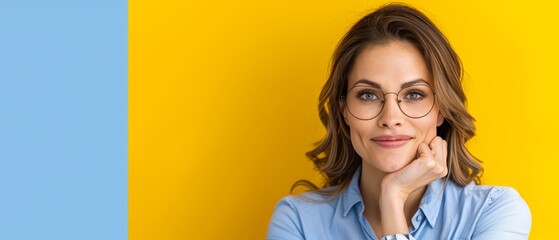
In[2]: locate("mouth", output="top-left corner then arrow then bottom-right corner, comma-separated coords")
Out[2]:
371,135 -> 413,148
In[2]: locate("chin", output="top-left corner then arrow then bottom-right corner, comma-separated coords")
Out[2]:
368,154 -> 414,173
381,161 -> 410,173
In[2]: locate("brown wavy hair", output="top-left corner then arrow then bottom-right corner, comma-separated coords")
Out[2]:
293,3 -> 483,196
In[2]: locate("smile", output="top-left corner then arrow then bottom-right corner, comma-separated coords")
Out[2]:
371,135 -> 413,148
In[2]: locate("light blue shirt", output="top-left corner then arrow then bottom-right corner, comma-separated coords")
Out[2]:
267,168 -> 531,240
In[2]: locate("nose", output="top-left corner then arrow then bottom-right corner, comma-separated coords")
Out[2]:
377,93 -> 403,128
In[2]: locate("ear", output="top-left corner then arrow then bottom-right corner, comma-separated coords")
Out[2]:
437,111 -> 444,127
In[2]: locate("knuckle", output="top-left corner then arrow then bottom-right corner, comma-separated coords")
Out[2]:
434,165 -> 443,173
438,164 -> 448,175
424,159 -> 436,168
431,163 -> 447,177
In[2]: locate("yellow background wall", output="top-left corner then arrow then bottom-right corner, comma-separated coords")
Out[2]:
130,0 -> 558,239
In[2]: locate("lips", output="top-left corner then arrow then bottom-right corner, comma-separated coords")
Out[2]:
371,135 -> 413,148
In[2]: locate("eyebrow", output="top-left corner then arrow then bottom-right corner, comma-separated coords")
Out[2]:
352,79 -> 430,89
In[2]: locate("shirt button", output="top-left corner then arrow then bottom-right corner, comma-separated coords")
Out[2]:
416,215 -> 422,222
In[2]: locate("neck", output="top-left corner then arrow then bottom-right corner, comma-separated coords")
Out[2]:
359,164 -> 426,228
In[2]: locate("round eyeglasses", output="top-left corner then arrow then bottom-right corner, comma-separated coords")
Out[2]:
344,84 -> 436,120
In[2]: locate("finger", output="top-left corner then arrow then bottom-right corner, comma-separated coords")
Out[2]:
429,137 -> 444,162
416,142 -> 431,159
430,137 -> 448,177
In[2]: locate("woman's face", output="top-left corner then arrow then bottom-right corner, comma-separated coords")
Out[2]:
342,41 -> 444,173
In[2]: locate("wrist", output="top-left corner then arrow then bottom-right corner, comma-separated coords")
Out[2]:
379,189 -> 408,236
380,177 -> 410,203
379,188 -> 406,209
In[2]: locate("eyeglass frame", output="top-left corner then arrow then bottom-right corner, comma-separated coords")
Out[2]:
341,84 -> 437,120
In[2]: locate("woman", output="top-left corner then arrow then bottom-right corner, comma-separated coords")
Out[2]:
267,3 -> 531,240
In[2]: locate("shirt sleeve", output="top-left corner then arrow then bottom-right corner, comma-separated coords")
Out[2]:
267,197 -> 305,240
472,187 -> 531,240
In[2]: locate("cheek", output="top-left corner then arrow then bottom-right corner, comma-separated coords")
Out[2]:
346,118 -> 371,152
417,114 -> 440,143
344,109 -> 365,139
347,119 -> 365,141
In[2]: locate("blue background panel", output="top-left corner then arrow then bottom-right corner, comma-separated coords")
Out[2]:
0,1 -> 127,239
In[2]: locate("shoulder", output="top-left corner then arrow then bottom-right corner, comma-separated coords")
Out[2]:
472,185 -> 531,238
444,181 -> 532,238
271,187 -> 342,218
444,180 -> 528,207
455,181 -> 530,215
267,188 -> 343,240
267,195 -> 305,239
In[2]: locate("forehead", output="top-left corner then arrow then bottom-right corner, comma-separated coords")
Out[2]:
348,41 -> 433,88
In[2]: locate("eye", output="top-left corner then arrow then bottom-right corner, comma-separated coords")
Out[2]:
357,90 -> 380,102
403,89 -> 426,101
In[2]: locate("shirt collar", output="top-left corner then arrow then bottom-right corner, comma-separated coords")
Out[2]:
418,178 -> 445,228
342,166 -> 363,217
341,165 -> 446,227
